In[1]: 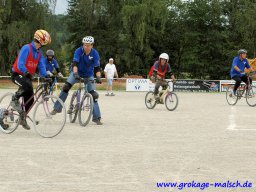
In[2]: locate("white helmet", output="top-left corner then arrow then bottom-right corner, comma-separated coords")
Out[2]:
159,53 -> 169,61
82,36 -> 94,44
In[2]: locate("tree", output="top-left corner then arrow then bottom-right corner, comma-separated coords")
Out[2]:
121,0 -> 168,76
0,0 -> 50,75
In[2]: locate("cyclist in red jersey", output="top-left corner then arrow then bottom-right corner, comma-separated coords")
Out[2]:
11,29 -> 51,130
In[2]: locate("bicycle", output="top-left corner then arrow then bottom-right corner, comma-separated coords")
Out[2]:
145,79 -> 179,111
68,77 -> 94,127
48,76 -> 62,97
35,76 -> 61,103
0,78 -> 66,138
226,72 -> 256,106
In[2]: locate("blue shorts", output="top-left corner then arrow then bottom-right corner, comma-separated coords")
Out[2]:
107,78 -> 113,86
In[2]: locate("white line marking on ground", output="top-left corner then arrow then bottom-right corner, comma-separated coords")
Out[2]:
227,106 -> 236,130
228,128 -> 256,131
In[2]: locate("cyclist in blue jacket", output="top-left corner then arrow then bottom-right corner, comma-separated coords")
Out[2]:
44,49 -> 63,78
51,36 -> 103,125
230,49 -> 254,96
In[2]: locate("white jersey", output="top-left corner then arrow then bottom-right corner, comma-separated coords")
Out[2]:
104,63 -> 117,79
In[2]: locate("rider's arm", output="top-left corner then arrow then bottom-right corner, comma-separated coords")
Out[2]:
245,59 -> 253,72
234,65 -> 242,72
38,55 -> 48,77
232,57 -> 243,73
95,66 -> 101,77
93,50 -> 101,77
53,59 -> 60,73
153,70 -> 157,77
167,64 -> 175,81
72,47 -> 81,73
72,62 -> 78,73
17,45 -> 30,74
152,62 -> 158,77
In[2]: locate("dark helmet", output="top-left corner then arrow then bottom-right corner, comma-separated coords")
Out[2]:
238,49 -> 247,55
46,49 -> 55,57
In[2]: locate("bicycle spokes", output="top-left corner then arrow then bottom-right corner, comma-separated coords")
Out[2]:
33,95 -> 66,138
167,93 -> 174,102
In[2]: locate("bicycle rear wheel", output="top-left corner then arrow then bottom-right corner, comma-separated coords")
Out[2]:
0,92 -> 20,134
145,91 -> 157,109
69,91 -> 79,123
165,92 -> 178,111
226,86 -> 238,105
78,93 -> 93,127
33,95 -> 66,138
246,85 -> 256,107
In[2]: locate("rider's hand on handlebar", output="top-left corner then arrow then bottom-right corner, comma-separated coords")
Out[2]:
58,72 -> 64,78
73,72 -> 80,81
46,71 -> 53,77
96,76 -> 102,84
24,71 -> 32,80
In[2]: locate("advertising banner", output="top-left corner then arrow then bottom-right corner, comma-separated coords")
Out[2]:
173,80 -> 220,92
126,79 -> 150,92
220,80 -> 256,92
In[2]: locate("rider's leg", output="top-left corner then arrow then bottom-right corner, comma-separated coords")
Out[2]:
52,73 -> 75,113
232,75 -> 242,93
22,78 -> 34,112
11,73 -> 31,112
87,77 -> 102,125
154,80 -> 162,96
11,73 -> 32,130
241,75 -> 252,86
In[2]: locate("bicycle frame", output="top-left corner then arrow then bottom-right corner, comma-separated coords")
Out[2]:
20,81 -> 49,116
75,78 -> 93,108
236,76 -> 252,98
158,80 -> 173,102
49,77 -> 58,92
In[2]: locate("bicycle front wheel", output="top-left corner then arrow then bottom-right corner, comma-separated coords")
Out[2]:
165,92 -> 178,111
226,86 -> 238,105
0,92 -> 20,134
145,91 -> 157,109
246,85 -> 256,107
33,95 -> 66,138
78,93 -> 93,127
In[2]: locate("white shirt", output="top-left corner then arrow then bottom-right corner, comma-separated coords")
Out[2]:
104,63 -> 117,79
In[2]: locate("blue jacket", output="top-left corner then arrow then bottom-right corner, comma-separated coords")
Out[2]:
44,58 -> 59,73
230,56 -> 251,78
73,47 -> 100,78
12,41 -> 47,77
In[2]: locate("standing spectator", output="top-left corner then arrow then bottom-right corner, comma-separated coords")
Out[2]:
104,58 -> 118,96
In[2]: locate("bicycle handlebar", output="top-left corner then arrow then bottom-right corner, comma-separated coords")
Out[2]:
77,77 -> 95,83
156,78 -> 175,83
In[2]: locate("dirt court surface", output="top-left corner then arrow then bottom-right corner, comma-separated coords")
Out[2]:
0,89 -> 256,192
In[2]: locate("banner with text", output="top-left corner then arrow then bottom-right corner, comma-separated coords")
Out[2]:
174,80 -> 220,92
220,80 -> 256,92
126,79 -> 150,92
